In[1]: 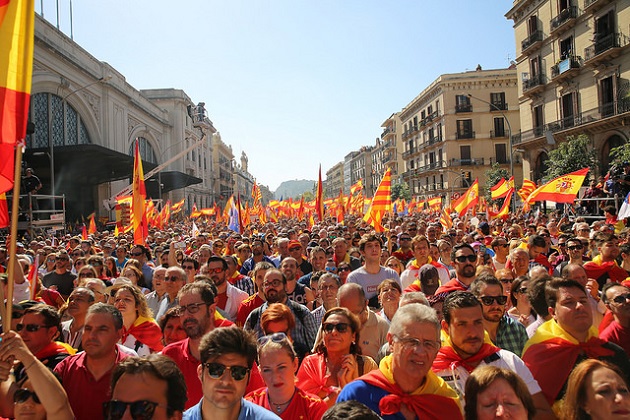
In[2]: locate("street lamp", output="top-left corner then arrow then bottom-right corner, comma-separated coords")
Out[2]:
439,168 -> 468,205
467,93 -> 515,212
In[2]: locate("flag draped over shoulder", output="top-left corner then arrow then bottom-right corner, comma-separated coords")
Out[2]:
132,141 -> 148,245
453,179 -> 479,216
526,168 -> 589,204
0,0 -> 34,193
315,165 -> 324,222
363,168 -> 391,232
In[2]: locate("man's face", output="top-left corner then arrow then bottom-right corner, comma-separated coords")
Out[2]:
237,247 -> 251,262
263,271 -> 286,304
111,373 -> 173,420
253,269 -> 268,294
605,286 -> 630,322
178,292 -> 213,339
361,240 -> 381,263
67,289 -> 93,317
413,240 -> 430,263
278,241 -> 289,257
389,321 -> 440,388
289,244 -> 303,260
599,240 -> 620,261
197,353 -> 249,412
444,305 -> 485,359
153,268 -> 167,293
131,247 -> 146,263
280,259 -> 297,282
454,248 -> 476,280
85,280 -> 107,304
82,312 -> 121,358
529,245 -> 545,260
493,239 -> 509,258
55,254 -> 69,271
511,251 -> 529,273
477,284 -> 506,322
339,291 -> 368,326
207,260 -> 227,287
333,240 -> 347,257
398,235 -> 412,250
116,247 -> 127,259
318,277 -> 339,304
224,258 -> 238,276
310,251 -> 327,272
164,269 -> 185,297
426,226 -> 438,241
550,286 -> 592,340
18,313 -> 56,354
566,265 -> 588,287
251,241 -> 263,257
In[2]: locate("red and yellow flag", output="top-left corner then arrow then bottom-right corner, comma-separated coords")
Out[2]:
490,176 -> 514,200
132,141 -> 148,245
0,192 -> 9,228
526,168 -> 589,204
251,181 -> 262,215
350,179 -> 363,195
171,198 -> 185,214
0,0 -> 34,193
315,164 -> 324,222
518,179 -> 537,202
488,189 -> 513,219
88,213 -> 96,235
428,197 -> 442,211
453,179 -> 479,216
439,208 -> 453,231
363,168 -> 391,232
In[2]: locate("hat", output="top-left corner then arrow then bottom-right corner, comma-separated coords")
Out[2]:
288,240 -> 302,249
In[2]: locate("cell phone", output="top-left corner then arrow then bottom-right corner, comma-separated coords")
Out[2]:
175,241 -> 186,249
479,244 -> 487,254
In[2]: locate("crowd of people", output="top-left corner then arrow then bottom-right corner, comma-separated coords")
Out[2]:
0,209 -> 629,419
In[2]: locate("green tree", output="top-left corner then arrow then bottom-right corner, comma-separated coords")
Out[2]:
544,134 -> 597,183
391,182 -> 411,201
301,191 -> 314,201
609,142 -> 630,173
484,163 -> 509,203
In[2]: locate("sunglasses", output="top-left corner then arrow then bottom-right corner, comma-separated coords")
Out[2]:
325,267 -> 337,272
16,324 -> 48,332
338,267 -> 351,272
131,252 -> 143,257
14,389 -> 40,404
499,278 -> 514,284
103,400 -> 161,420
455,255 -> 477,263
479,296 -> 508,306
497,244 -> 509,248
568,245 -> 583,250
258,332 -> 289,346
322,322 -> 351,334
206,267 -> 224,274
612,293 -> 630,304
176,302 -> 208,315
203,362 -> 250,381
399,237 -> 412,241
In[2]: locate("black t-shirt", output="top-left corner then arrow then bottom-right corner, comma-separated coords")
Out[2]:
22,175 -> 41,193
42,271 -> 76,297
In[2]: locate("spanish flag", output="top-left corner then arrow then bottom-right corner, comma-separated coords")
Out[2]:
453,179 -> 479,216
525,168 -> 589,204
0,0 -> 34,193
428,196 -> 442,211
363,168 -> 391,232
132,141 -> 148,245
315,164 -> 324,222
488,190 -> 513,220
490,176 -> 514,200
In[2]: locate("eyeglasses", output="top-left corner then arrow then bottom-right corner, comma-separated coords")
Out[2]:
103,400 -> 162,420
612,293 -> 630,304
394,335 -> 440,353
338,267 -> 351,272
16,324 -> 48,332
455,255 -> 476,263
499,278 -> 514,284
497,244 -> 509,248
79,272 -> 93,278
206,267 -> 224,274
14,389 -> 40,404
176,302 -> 209,315
319,284 -> 338,291
479,296 -> 508,306
55,257 -> 68,261
399,237 -> 411,241
263,279 -> 283,288
322,322 -> 351,334
165,276 -> 182,282
203,362 -> 250,381
257,332 -> 289,346
568,245 -> 584,251
325,267 -> 337,272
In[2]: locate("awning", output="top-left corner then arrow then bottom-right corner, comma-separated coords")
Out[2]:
145,171 -> 203,196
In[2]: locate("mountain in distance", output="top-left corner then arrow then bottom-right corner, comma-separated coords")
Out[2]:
274,179 -> 316,200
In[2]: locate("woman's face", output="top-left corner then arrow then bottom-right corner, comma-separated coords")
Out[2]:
379,285 -> 401,307
114,289 -> 137,318
14,381 -> 46,420
259,348 -> 297,394
322,314 -> 355,354
476,378 -> 528,420
163,316 -> 186,345
515,281 -> 529,303
122,269 -> 138,285
386,260 -> 401,274
584,367 -> 630,420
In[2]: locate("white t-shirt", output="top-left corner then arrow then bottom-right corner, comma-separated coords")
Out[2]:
346,266 -> 400,300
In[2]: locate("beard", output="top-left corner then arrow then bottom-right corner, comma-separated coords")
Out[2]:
265,289 -> 286,304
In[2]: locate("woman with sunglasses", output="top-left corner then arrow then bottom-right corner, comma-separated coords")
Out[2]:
336,263 -> 352,284
246,333 -> 327,419
384,256 -> 404,275
507,276 -> 536,327
113,284 -> 163,355
0,330 -> 74,420
296,307 -> 377,408
38,253 -> 57,278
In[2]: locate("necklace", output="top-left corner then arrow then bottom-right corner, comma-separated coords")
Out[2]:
269,390 -> 294,413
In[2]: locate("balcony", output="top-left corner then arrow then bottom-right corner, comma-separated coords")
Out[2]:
402,148 -> 418,159
456,131 -> 475,140
584,33 -> 627,65
521,30 -> 543,55
584,0 -> 613,13
490,103 -> 508,111
380,127 -> 391,139
428,134 -> 443,145
455,103 -> 472,113
550,6 -> 578,35
522,73 -> 546,96
421,110 -> 440,127
489,156 -> 521,165
551,56 -> 581,81
427,183 -> 445,192
450,158 -> 484,167
490,130 -> 507,138
418,160 -> 446,173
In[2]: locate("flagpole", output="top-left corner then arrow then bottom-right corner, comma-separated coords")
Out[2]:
5,145 -> 24,329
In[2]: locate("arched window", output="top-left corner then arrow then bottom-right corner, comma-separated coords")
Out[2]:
129,137 -> 157,164
27,93 -> 91,148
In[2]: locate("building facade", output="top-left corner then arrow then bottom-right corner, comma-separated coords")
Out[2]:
506,0 -> 630,181
325,161 -> 344,199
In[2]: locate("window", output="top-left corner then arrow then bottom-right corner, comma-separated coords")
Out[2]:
533,105 -> 544,129
493,117 -> 506,137
527,15 -> 539,35
559,0 -> 570,11
129,137 -> 157,164
600,76 -> 615,117
561,93 -> 576,128
560,36 -> 574,59
490,92 -> 507,111
460,146 -> 471,164
455,95 -> 472,113
27,93 -> 92,149
457,120 -> 474,139
495,144 -> 508,164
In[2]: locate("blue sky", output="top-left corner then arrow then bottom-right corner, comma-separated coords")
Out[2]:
41,1 -> 516,192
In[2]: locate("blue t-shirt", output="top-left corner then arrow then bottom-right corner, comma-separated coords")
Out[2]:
184,398 -> 280,420
338,380 -> 404,420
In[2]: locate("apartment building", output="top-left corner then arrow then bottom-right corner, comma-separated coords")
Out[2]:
325,161 -> 344,199
506,0 -> 630,181
399,68 -> 522,204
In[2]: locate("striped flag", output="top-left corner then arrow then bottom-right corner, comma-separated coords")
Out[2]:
0,0 -> 34,193
132,141 -> 148,245
518,179 -> 537,202
363,168 -> 391,232
350,179 -> 363,195
453,179 -> 479,217
490,176 -> 514,200
526,168 -> 589,204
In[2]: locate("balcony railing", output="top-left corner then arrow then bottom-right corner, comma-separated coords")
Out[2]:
584,32 -> 625,61
428,134 -> 443,145
550,6 -> 578,33
523,73 -> 546,93
490,102 -> 508,111
456,131 -> 475,140
450,158 -> 484,166
584,0 -> 612,11
521,30 -> 543,53
490,130 -> 507,138
489,156 -> 521,165
551,56 -> 581,78
418,160 -> 446,173
455,104 -> 472,113
380,127 -> 391,139
402,148 -> 417,159
427,184 -> 445,192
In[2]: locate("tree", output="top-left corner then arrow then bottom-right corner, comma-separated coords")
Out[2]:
391,182 -> 411,201
301,191 -> 314,201
544,134 -> 597,183
484,162 -> 509,203
609,142 -> 630,174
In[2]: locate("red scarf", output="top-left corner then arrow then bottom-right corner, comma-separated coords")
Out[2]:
35,341 -> 74,359
584,257 -> 628,283
433,343 -> 501,374
360,369 -> 462,419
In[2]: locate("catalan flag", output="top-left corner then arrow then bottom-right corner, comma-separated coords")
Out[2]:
0,0 -> 34,193
525,168 -> 589,204
363,168 -> 391,232
132,141 -> 148,245
518,179 -> 537,202
453,179 -> 479,216
350,179 -> 363,195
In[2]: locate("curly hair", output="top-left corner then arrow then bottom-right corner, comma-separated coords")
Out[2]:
114,284 -> 153,319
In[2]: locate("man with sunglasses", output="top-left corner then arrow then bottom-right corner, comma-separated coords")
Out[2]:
130,245 -> 154,290
490,237 -> 509,271
184,327 -> 279,419
206,256 -> 247,323
470,275 -> 528,357
435,243 -> 477,296
155,267 -> 187,321
433,291 -> 552,418
601,283 -> 630,356
42,251 -> 76,299
107,354 -> 187,420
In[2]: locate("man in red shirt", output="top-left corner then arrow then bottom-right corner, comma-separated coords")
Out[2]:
54,304 -> 130,420
236,261 -> 274,327
601,283 -> 630,356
